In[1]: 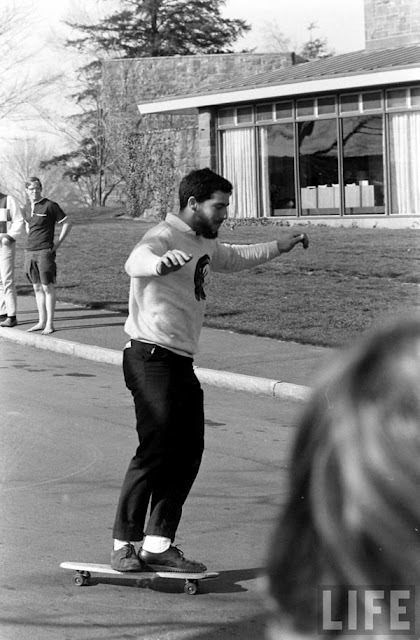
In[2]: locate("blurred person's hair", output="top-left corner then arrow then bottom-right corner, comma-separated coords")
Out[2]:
266,315 -> 420,637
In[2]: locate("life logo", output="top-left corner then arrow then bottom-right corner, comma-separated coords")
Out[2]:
318,586 -> 416,635
194,254 -> 210,301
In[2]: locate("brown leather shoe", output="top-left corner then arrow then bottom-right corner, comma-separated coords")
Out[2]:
111,544 -> 144,572
140,546 -> 207,573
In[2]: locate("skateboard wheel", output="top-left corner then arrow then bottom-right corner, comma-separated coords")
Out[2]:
184,580 -> 198,595
73,571 -> 90,587
74,573 -> 86,587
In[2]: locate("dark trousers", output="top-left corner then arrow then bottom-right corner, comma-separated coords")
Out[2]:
112,341 -> 205,542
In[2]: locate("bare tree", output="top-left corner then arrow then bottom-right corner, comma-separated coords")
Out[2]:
0,2 -> 62,124
250,19 -> 334,60
253,20 -> 292,53
0,137 -> 85,207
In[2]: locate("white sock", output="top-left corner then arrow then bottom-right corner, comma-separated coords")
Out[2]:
142,535 -> 171,554
114,539 -> 144,552
114,539 -> 130,551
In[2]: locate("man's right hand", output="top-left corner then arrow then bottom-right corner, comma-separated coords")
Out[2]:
156,250 -> 193,275
277,230 -> 309,254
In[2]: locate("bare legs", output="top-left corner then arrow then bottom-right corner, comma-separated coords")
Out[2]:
27,283 -> 56,334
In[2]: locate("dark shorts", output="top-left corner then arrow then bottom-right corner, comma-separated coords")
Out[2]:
25,249 -> 57,285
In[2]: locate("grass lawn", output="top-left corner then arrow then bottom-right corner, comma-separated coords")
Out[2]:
15,207 -> 420,347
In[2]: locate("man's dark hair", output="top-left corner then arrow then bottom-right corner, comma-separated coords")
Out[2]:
179,168 -> 232,209
25,176 -> 42,189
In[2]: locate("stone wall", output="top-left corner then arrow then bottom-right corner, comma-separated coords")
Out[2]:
102,53 -> 296,215
365,0 -> 420,49
103,52 -> 296,125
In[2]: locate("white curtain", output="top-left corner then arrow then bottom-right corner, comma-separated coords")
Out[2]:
221,128 -> 257,218
389,112 -> 420,214
259,128 -> 271,217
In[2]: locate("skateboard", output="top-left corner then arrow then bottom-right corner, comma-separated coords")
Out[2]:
60,562 -> 218,595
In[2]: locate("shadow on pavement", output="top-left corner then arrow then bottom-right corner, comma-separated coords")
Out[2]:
1,568 -> 268,639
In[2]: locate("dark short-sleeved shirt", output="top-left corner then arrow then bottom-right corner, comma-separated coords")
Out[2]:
26,198 -> 67,250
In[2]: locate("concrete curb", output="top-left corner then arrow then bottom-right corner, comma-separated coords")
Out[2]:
0,327 -> 310,401
195,367 -> 310,401
0,327 -> 122,365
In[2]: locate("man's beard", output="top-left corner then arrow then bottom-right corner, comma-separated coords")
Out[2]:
190,216 -> 219,239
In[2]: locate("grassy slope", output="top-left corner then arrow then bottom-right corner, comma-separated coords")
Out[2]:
15,208 -> 420,347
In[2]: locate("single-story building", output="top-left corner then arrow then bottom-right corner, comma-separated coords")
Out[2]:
137,44 -> 420,228
137,0 -> 420,228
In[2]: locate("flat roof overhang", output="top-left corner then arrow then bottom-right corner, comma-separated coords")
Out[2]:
137,67 -> 420,115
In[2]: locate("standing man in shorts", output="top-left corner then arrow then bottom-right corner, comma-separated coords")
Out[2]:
0,188 -> 25,327
24,177 -> 72,334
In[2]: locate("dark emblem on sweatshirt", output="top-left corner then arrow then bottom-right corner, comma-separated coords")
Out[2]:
194,254 -> 210,301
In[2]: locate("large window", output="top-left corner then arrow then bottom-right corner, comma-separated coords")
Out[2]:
220,128 -> 257,218
389,112 -> 420,214
259,124 -> 296,216
217,85 -> 420,217
342,116 -> 384,214
298,120 -> 339,215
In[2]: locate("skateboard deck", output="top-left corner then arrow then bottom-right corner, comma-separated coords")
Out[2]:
60,562 -> 218,595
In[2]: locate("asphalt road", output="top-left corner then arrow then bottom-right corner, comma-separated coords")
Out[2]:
0,339 -> 303,640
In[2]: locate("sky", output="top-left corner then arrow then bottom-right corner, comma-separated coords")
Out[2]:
223,0 -> 365,54
0,0 -> 366,151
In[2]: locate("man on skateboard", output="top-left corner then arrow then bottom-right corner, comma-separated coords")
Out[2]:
111,168 -> 309,572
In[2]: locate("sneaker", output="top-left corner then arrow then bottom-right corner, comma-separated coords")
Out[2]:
0,314 -> 7,322
0,316 -> 17,328
111,543 -> 144,572
140,545 -> 207,573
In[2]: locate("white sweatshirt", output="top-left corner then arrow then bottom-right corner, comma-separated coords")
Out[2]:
124,213 -> 281,358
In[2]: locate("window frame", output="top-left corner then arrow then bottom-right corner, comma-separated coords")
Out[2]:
215,84 -> 420,218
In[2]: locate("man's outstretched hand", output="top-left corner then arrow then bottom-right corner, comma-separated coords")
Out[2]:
156,250 -> 193,275
277,230 -> 309,254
